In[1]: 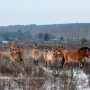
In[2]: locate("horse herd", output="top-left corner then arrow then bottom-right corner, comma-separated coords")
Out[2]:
1,43 -> 90,68
31,45 -> 90,67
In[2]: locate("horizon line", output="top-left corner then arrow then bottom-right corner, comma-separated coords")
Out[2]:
0,22 -> 90,27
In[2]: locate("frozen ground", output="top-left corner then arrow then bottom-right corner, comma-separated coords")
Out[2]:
0,62 -> 90,90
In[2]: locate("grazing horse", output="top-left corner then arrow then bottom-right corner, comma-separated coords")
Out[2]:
31,45 -> 40,65
9,44 -> 24,63
59,46 -> 90,67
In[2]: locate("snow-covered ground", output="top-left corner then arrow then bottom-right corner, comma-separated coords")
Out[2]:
0,64 -> 90,90
40,64 -> 90,90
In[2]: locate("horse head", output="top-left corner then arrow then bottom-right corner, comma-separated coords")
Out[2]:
78,47 -> 90,58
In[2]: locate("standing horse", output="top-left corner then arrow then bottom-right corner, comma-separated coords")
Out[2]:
16,46 -> 24,63
31,45 -> 40,65
9,44 -> 24,63
44,48 -> 56,66
59,46 -> 90,67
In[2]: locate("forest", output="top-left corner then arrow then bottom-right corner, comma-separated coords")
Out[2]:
0,23 -> 90,44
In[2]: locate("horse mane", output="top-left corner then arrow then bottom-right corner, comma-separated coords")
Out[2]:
78,47 -> 90,53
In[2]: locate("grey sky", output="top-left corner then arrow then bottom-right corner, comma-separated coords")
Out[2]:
0,0 -> 90,26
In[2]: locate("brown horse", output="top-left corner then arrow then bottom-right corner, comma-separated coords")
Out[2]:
78,47 -> 90,64
31,45 -> 40,65
59,46 -> 90,67
9,44 -> 24,63
44,48 -> 56,66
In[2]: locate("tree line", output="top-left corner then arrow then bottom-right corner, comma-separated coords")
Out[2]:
0,23 -> 90,44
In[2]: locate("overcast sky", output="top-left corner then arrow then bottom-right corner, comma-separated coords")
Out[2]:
0,0 -> 90,26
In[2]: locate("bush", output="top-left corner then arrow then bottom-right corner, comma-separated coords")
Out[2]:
80,37 -> 87,44
43,33 -> 49,41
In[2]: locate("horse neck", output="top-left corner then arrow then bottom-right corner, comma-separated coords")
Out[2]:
33,48 -> 38,51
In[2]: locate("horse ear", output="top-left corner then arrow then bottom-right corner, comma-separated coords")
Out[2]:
61,46 -> 63,48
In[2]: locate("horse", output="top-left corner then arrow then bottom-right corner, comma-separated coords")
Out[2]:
57,47 -> 65,67
9,44 -> 24,63
58,46 -> 90,67
31,45 -> 40,65
44,48 -> 56,66
16,46 -> 24,63
78,47 -> 90,64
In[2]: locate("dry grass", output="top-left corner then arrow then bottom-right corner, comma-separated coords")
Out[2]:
0,45 -> 90,90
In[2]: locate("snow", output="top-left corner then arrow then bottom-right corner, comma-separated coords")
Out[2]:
0,64 -> 90,90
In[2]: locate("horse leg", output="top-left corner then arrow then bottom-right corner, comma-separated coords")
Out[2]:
64,55 -> 68,66
51,60 -> 54,66
45,61 -> 47,66
61,56 -> 65,68
78,59 -> 83,68
83,59 -> 87,65
36,60 -> 38,65
34,60 -> 36,65
20,58 -> 24,64
48,60 -> 51,66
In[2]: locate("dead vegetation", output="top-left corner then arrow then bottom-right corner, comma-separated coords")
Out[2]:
0,45 -> 90,90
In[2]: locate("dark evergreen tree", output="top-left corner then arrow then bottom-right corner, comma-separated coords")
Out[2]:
43,33 -> 49,41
